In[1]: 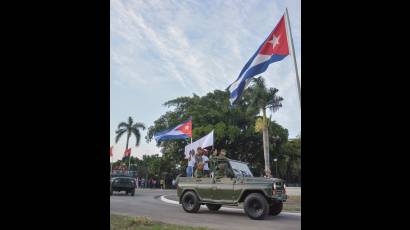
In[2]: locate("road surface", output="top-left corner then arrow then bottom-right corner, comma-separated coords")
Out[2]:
110,189 -> 301,230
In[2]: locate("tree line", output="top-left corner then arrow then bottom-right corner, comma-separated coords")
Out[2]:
114,77 -> 301,185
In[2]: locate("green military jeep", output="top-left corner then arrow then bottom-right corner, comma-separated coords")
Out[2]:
176,157 -> 287,220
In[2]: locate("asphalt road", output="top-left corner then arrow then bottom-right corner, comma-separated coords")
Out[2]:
110,189 -> 301,230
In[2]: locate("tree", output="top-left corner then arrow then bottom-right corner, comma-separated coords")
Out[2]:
279,136 -> 301,184
145,154 -> 161,178
115,116 -> 146,160
145,88 -> 289,177
247,76 -> 283,177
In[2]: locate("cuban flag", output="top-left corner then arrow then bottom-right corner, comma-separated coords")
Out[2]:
228,15 -> 289,104
154,118 -> 192,142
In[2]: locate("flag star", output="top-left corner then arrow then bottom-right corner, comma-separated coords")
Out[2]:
268,35 -> 280,49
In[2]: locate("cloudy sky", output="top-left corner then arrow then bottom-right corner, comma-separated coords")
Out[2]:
110,0 -> 301,161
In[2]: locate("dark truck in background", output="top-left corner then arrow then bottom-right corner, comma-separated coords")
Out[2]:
176,157 -> 287,220
110,172 -> 136,196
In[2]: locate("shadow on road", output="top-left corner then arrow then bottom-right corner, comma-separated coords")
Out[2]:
156,195 -> 300,220
194,210 -> 298,221
111,192 -> 139,197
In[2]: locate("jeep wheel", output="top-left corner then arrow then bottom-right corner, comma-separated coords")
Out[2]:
269,201 -> 283,216
244,193 -> 269,220
206,204 -> 222,211
181,191 -> 201,213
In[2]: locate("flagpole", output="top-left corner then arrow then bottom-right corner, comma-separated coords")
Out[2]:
191,117 -> 193,144
128,150 -> 131,173
110,146 -> 113,175
285,8 -> 301,107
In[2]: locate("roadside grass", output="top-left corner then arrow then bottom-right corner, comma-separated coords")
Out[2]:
111,214 -> 210,230
283,195 -> 301,212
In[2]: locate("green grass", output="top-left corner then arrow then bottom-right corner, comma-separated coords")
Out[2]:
110,214 -> 210,230
283,195 -> 301,212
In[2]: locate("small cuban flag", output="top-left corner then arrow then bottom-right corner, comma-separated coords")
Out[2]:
154,118 -> 192,142
227,14 -> 290,104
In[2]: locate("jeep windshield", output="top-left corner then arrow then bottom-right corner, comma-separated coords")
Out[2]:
229,160 -> 253,177
111,173 -> 133,178
111,170 -> 136,177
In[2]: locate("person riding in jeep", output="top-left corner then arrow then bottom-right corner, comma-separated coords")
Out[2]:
194,162 -> 205,178
214,163 -> 225,178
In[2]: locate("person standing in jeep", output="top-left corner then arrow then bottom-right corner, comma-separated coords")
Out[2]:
186,149 -> 195,177
202,149 -> 210,177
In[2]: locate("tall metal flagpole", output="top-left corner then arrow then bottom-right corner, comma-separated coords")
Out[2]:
285,8 -> 301,107
128,149 -> 131,173
262,108 -> 271,178
110,146 -> 113,175
190,118 -> 193,175
190,117 -> 193,144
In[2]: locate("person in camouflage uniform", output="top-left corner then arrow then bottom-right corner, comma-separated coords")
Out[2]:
219,149 -> 227,158
209,148 -> 218,175
214,162 -> 227,179
209,148 -> 229,177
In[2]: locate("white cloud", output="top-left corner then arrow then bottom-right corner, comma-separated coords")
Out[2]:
110,0 -> 301,155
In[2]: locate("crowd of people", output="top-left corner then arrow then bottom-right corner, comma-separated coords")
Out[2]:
186,147 -> 228,178
111,168 -> 177,190
132,177 -> 177,189
111,147 -> 230,190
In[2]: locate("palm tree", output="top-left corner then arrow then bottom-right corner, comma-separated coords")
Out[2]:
115,117 -> 146,160
247,76 -> 283,177
248,76 -> 283,114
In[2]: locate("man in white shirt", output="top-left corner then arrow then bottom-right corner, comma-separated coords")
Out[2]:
202,149 -> 210,177
186,149 -> 196,177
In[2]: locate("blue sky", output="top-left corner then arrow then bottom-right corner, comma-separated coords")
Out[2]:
110,0 -> 301,161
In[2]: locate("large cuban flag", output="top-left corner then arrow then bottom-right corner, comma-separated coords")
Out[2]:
227,15 -> 289,104
154,118 -> 192,142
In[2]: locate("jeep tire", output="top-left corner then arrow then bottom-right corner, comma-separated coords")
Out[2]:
269,200 -> 283,216
244,193 -> 269,220
206,204 -> 222,211
181,191 -> 201,213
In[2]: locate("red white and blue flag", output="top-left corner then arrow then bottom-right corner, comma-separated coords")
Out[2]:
123,148 -> 131,157
228,15 -> 289,104
154,118 -> 192,142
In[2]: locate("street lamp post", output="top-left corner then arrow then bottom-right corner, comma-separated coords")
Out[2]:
272,135 -> 280,178
274,158 -> 278,178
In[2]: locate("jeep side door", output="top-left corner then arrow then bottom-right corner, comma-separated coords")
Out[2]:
212,177 -> 235,203
194,177 -> 214,201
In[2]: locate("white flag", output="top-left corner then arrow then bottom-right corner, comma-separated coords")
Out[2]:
184,130 -> 214,159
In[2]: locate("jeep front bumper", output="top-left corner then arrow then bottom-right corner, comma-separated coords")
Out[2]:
272,193 -> 287,202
